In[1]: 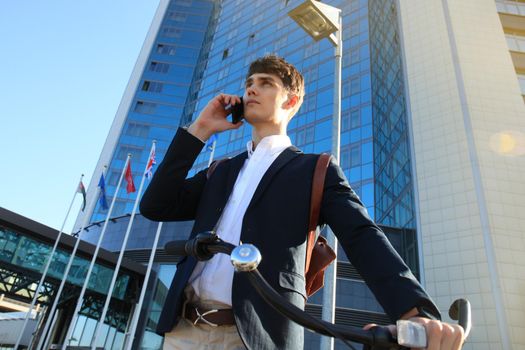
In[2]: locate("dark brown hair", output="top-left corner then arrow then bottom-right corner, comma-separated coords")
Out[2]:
247,55 -> 305,99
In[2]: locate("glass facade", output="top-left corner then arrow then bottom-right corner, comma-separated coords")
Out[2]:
89,0 -> 218,224
189,1 -> 376,227
369,0 -> 419,275
370,0 -> 413,229
0,226 -> 131,301
0,222 -> 142,349
79,0 -> 420,349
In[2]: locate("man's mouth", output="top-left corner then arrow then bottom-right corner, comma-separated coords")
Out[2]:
246,100 -> 259,106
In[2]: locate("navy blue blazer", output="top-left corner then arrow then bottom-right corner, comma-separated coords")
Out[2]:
140,128 -> 440,350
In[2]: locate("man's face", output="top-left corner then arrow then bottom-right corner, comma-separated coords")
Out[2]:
242,73 -> 291,126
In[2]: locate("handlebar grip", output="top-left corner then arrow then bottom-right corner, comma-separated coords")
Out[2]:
449,298 -> 472,338
164,240 -> 188,256
368,325 -> 398,348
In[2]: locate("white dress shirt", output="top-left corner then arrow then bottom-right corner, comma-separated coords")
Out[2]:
189,134 -> 292,306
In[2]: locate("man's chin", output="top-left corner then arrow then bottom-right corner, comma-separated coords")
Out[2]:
242,113 -> 259,124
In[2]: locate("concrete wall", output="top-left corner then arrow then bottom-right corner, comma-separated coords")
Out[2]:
397,0 -> 525,349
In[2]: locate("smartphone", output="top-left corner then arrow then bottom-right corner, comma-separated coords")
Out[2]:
231,96 -> 244,124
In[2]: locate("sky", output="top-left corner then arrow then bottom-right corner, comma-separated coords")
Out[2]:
0,1 -> 161,232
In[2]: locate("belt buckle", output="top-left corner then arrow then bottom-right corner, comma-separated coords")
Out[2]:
183,301 -> 219,327
193,306 -> 219,327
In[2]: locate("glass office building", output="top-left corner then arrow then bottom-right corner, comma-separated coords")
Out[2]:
77,0 -> 421,348
87,0 -> 219,224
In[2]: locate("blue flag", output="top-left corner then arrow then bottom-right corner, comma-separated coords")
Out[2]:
206,133 -> 217,151
98,174 -> 109,210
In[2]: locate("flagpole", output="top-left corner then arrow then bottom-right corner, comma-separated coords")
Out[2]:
123,221 -> 163,350
36,170 -> 105,350
90,146 -> 153,349
207,139 -> 216,167
61,158 -> 130,350
13,175 -> 84,350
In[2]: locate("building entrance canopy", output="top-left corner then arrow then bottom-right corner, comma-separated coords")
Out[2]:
0,207 -> 146,349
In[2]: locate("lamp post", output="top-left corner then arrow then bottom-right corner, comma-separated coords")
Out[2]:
288,1 -> 342,349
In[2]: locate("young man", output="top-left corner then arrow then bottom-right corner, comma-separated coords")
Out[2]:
140,55 -> 464,350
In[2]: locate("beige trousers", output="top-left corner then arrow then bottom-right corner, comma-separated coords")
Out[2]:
162,286 -> 246,350
163,318 -> 246,350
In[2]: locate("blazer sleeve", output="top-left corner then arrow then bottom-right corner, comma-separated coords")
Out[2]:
319,159 -> 441,322
139,127 -> 208,221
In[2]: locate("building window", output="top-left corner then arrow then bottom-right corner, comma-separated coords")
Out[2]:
496,0 -> 525,16
227,28 -> 238,40
117,146 -> 143,161
126,122 -> 150,138
505,34 -> 525,52
248,34 -> 256,46
134,101 -> 157,114
518,74 -> 525,94
343,77 -> 361,97
229,127 -> 244,141
304,43 -> 319,58
341,145 -> 361,169
232,11 -> 241,22
304,94 -> 316,112
149,61 -> 170,74
142,81 -> 163,93
222,48 -> 230,60
157,44 -> 177,56
252,13 -> 263,25
176,0 -> 192,7
162,27 -> 182,38
112,199 -> 127,216
342,109 -> 360,131
344,47 -> 360,67
296,126 -> 315,146
167,12 -> 187,22
274,36 -> 287,51
303,66 -> 318,84
244,53 -> 256,67
277,16 -> 287,30
344,21 -> 360,39
107,171 -> 121,186
218,67 -> 229,80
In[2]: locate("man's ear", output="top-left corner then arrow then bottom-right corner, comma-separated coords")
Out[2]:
283,94 -> 299,110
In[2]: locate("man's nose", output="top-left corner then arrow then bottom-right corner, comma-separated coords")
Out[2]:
246,84 -> 257,96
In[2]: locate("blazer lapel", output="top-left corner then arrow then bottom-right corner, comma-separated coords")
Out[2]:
248,146 -> 302,208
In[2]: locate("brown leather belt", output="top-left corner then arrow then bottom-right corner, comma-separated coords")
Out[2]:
183,303 -> 235,327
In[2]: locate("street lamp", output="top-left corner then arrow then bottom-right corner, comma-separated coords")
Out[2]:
289,1 -> 342,349
288,0 -> 341,45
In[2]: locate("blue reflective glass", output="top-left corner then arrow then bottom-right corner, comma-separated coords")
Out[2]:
362,163 -> 373,179
362,142 -> 373,163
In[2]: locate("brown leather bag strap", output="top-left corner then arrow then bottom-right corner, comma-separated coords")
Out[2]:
305,153 -> 332,274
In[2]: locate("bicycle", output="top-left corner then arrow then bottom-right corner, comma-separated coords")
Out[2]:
165,232 -> 471,349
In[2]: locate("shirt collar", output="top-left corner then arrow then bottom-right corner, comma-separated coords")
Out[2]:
246,134 -> 292,158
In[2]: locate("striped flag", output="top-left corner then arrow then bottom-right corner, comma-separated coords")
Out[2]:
125,161 -> 136,193
77,181 -> 87,211
145,143 -> 156,180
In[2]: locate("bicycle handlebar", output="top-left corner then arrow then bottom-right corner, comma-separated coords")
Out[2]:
165,234 -> 471,349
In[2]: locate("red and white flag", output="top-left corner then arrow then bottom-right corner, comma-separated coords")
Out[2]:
145,143 -> 156,180
125,161 -> 136,193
